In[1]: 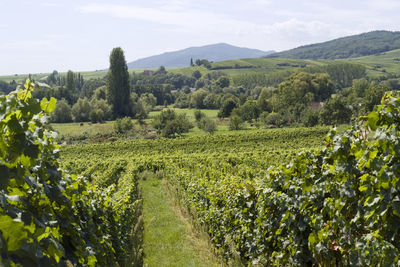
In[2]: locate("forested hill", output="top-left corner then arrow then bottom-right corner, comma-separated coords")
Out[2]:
127,43 -> 274,69
267,30 -> 400,60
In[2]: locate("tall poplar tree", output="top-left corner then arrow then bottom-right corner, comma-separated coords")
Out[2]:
66,70 -> 75,92
107,47 -> 131,117
65,70 -> 75,104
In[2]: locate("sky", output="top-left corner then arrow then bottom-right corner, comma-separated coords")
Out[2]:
1,0 -> 400,75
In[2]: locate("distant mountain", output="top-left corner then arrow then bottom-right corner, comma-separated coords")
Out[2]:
268,30 -> 400,60
127,43 -> 274,69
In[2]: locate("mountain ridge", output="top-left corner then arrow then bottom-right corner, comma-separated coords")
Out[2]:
127,43 -> 274,69
267,30 -> 400,60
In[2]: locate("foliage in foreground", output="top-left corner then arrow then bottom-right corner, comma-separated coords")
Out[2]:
0,81 -> 142,266
169,92 -> 400,266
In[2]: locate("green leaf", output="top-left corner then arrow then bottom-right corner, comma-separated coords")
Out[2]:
308,232 -> 317,244
359,185 -> 368,192
392,200 -> 400,216
87,255 -> 98,267
40,97 -> 57,114
0,215 -> 28,251
366,111 -> 379,131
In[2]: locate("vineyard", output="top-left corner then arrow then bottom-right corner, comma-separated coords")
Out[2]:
1,82 -> 400,266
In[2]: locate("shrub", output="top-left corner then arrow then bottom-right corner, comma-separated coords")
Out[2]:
261,111 -> 284,127
198,117 -> 217,134
51,98 -> 73,123
72,97 -> 91,122
90,98 -> 112,121
301,108 -> 320,127
90,108 -> 105,123
194,110 -> 206,122
152,109 -> 193,138
218,98 -> 238,118
229,115 -> 243,130
114,117 -> 133,133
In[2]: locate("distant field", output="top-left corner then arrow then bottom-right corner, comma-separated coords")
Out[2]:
2,50 -> 399,84
52,121 -> 115,137
0,73 -> 49,83
51,108 -> 264,142
0,69 -> 145,83
346,48 -> 400,78
148,108 -> 219,120
168,57 -> 326,76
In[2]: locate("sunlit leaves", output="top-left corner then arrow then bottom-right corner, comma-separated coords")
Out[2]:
0,80 -> 142,266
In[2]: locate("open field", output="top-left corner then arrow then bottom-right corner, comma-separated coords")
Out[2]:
347,48 -> 400,78
51,115 -> 252,142
2,50 -> 399,84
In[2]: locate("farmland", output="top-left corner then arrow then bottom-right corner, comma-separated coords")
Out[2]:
2,50 -> 399,83
2,73 -> 400,266
59,92 -> 400,265
61,126 -> 330,265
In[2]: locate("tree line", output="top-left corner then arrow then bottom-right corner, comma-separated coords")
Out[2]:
1,47 -> 398,135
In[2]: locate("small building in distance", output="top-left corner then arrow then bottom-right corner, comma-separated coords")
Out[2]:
142,70 -> 154,76
309,101 -> 324,109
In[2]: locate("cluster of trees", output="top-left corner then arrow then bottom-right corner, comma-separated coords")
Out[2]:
152,109 -> 193,138
0,80 -> 16,94
213,71 -> 390,129
231,62 -> 366,92
151,109 -> 217,138
190,58 -> 212,69
48,48 -> 155,123
1,45 -> 396,134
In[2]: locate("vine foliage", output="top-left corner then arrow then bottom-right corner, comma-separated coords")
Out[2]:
0,80 -> 141,266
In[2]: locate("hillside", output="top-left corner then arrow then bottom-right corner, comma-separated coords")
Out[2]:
268,30 -> 400,60
346,48 -> 400,78
1,46 -> 398,85
127,43 -> 274,69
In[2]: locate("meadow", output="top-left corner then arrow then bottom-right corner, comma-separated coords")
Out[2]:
2,50 -> 399,84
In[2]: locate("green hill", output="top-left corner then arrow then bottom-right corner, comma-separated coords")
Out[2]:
346,48 -> 400,78
1,47 -> 398,86
127,43 -> 274,69
169,57 -> 324,76
268,30 -> 400,60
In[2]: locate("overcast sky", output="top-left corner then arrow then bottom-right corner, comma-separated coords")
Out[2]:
1,0 -> 400,75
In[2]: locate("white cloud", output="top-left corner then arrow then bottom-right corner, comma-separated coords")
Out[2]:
77,2 -> 366,51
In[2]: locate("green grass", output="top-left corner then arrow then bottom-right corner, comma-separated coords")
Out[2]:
51,109 -> 224,141
2,48 -> 400,84
168,57 -> 325,76
0,69 -> 146,83
2,51 -> 399,85
346,49 -> 400,78
149,108 -> 219,120
52,121 -> 115,137
0,73 -> 49,83
140,176 -> 221,267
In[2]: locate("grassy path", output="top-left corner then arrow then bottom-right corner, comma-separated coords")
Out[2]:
140,176 -> 222,267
